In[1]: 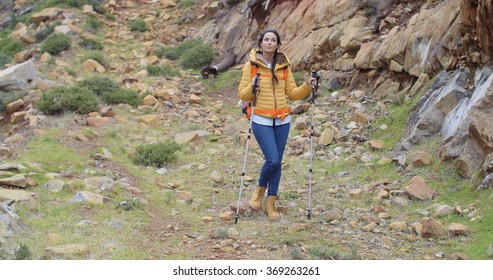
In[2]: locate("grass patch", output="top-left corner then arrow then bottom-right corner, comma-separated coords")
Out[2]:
369,88 -> 427,150
0,37 -> 22,57
79,36 -> 104,50
84,16 -> 104,32
202,70 -> 241,92
133,140 -> 182,168
18,135 -> 86,173
0,52 -> 11,68
146,64 -> 180,77
82,50 -> 105,65
101,88 -> 142,107
309,241 -> 358,260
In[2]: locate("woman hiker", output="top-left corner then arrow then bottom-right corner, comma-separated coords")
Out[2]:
237,28 -> 317,220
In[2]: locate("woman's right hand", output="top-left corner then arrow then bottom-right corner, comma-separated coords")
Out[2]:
252,76 -> 260,86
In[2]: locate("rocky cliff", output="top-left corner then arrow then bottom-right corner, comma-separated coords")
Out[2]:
198,0 -> 493,179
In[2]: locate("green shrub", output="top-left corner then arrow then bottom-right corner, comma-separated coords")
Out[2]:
129,19 -> 147,32
78,76 -> 121,96
101,88 -> 142,107
14,244 -> 32,260
160,39 -> 202,60
154,47 -> 168,59
37,87 -> 64,115
179,43 -> 214,69
82,51 -> 105,65
104,12 -> 115,20
0,37 -> 22,57
146,64 -> 180,77
133,140 -> 181,168
37,86 -> 99,115
0,53 -> 11,68
64,87 -> 99,114
85,16 -> 104,31
40,33 -> 71,55
159,39 -> 215,69
157,46 -> 180,60
79,36 -> 103,50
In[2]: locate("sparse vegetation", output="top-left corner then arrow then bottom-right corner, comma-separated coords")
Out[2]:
202,69 -> 241,92
77,76 -> 121,96
133,140 -> 181,168
0,37 -> 23,57
79,36 -> 104,50
82,50 -> 105,65
14,244 -> 32,260
158,39 -> 215,69
85,16 -> 104,32
40,33 -> 72,55
37,86 -> 99,115
160,39 -> 212,62
129,19 -> 147,32
179,43 -> 214,69
0,52 -> 11,68
101,88 -> 142,107
146,64 -> 180,77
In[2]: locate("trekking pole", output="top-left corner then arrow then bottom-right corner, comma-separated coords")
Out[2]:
235,72 -> 261,224
307,70 -> 320,220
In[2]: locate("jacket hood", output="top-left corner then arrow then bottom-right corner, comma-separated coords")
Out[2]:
249,48 -> 291,69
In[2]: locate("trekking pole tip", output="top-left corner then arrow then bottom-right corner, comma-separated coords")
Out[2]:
234,215 -> 238,224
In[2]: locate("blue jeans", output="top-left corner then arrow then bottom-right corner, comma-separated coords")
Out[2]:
252,122 -> 290,196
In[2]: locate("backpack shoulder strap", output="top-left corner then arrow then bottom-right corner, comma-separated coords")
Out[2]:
250,61 -> 258,78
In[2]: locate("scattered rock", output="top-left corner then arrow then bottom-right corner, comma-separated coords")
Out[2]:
405,176 -> 436,201
448,223 -> 471,236
421,218 -> 447,238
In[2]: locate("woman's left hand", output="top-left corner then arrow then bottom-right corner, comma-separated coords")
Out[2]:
308,77 -> 317,88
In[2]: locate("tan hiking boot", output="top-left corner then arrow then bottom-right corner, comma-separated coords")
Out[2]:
249,186 -> 267,210
265,196 -> 281,220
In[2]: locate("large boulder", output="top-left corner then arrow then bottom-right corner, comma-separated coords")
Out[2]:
0,59 -> 38,91
439,67 -> 493,177
402,68 -> 468,145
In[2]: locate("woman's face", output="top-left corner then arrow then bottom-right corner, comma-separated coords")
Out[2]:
261,32 -> 278,54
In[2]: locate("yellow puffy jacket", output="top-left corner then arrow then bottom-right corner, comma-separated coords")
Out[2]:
238,48 -> 312,120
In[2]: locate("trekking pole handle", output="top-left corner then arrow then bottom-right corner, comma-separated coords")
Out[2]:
311,70 -> 320,90
252,73 -> 261,106
311,70 -> 320,103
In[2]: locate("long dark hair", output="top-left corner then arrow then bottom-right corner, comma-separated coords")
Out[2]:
258,28 -> 282,84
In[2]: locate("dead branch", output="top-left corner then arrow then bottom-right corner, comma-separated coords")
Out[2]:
201,51 -> 237,79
